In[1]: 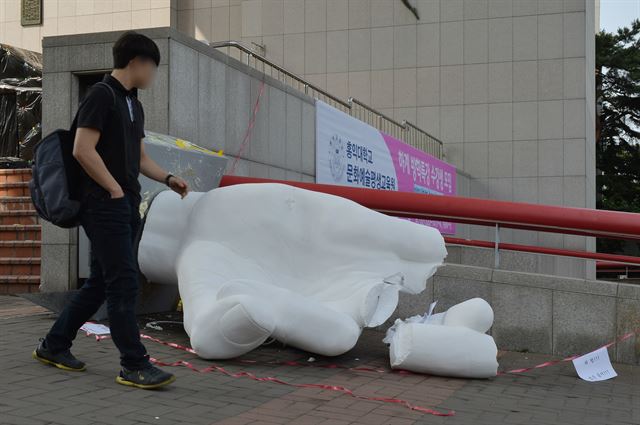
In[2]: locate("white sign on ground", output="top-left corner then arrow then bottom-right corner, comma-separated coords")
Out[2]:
80,322 -> 111,335
572,347 -> 618,382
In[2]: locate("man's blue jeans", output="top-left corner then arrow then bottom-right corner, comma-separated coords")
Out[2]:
44,192 -> 151,370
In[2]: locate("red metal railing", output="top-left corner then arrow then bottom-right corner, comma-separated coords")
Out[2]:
596,261 -> 640,277
219,175 -> 640,267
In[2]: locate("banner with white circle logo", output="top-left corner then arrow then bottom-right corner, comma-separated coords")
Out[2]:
315,100 -> 456,234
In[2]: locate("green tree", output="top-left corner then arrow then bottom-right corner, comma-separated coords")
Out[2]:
596,19 -> 640,254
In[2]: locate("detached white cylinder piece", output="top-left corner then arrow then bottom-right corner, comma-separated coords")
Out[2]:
138,184 -> 447,359
388,298 -> 499,378
389,322 -> 498,378
442,298 -> 494,333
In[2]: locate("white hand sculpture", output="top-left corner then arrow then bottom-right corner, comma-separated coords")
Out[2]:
387,298 -> 499,378
138,183 -> 447,359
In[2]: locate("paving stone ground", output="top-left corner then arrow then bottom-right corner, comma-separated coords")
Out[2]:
0,294 -> 638,425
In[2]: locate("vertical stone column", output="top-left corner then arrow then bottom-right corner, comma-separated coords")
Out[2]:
40,65 -> 77,291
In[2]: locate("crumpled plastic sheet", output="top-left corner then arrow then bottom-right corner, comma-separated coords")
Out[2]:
16,89 -> 41,160
0,43 -> 42,80
0,90 -> 18,158
0,44 -> 42,162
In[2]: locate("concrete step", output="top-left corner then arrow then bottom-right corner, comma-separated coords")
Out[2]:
0,169 -> 32,184
0,274 -> 40,295
0,241 -> 40,257
0,275 -> 39,284
0,196 -> 35,211
0,257 -> 40,275
0,224 -> 41,241
0,210 -> 39,225
0,182 -> 30,197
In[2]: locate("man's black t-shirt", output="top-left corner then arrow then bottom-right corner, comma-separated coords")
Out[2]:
76,74 -> 145,202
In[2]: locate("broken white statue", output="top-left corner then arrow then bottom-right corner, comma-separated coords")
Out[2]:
385,298 -> 499,378
138,183 -> 447,359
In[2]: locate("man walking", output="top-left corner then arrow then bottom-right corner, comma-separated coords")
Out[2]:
33,31 -> 188,389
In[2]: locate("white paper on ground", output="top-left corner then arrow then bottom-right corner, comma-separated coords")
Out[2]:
572,347 -> 617,382
80,322 -> 111,335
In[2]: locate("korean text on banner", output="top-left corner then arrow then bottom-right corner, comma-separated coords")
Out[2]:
315,100 -> 456,234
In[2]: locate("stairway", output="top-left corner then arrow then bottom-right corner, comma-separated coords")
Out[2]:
0,169 -> 40,294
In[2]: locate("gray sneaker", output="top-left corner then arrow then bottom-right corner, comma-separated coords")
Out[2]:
116,365 -> 176,389
32,338 -> 86,372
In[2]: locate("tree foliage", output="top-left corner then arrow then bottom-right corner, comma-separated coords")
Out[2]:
596,20 -> 640,254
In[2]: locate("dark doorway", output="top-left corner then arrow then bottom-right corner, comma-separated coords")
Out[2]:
77,72 -> 109,102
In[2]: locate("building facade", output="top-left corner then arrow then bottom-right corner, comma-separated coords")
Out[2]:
1,0 -> 598,278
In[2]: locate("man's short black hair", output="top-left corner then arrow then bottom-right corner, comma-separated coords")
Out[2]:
112,31 -> 160,69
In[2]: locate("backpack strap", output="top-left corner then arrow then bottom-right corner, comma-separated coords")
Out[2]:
70,79 -> 131,188
93,81 -> 131,183
70,81 -> 117,132
94,81 -> 117,107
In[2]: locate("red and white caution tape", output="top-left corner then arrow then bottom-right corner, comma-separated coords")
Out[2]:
148,356 -> 454,416
90,331 -> 391,373
85,325 -> 639,417
87,327 -> 639,378
497,331 -> 636,375
87,330 -> 454,416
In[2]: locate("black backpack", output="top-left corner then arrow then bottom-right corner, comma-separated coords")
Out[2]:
29,82 -> 115,228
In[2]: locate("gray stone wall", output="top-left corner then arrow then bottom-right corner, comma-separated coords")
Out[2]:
161,30 -> 316,182
388,263 -> 640,365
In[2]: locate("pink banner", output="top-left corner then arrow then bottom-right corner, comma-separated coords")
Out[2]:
382,133 -> 456,234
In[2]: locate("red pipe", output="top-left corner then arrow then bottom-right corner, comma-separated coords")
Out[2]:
597,261 -> 640,269
444,237 -> 640,266
219,176 -> 640,241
